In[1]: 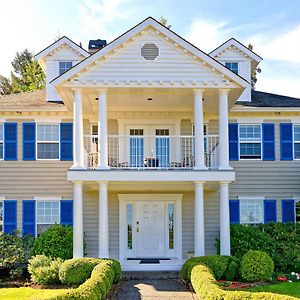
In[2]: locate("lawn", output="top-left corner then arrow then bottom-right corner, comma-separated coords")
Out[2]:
0,287 -> 70,300
247,281 -> 300,298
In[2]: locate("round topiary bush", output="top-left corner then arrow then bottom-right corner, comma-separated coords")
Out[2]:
32,224 -> 73,259
240,250 -> 274,282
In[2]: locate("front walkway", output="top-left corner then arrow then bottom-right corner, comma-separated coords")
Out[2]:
114,279 -> 198,300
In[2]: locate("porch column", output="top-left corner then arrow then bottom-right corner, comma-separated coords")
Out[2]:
72,89 -> 84,169
99,181 -> 109,258
194,181 -> 205,256
193,89 -> 206,170
218,89 -> 231,170
73,182 -> 83,258
97,89 -> 109,169
220,181 -> 231,255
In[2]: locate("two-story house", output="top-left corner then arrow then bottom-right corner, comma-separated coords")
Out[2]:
0,17 -> 299,271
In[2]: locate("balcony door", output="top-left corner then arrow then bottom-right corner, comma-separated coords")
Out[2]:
129,129 -> 144,167
155,129 -> 170,168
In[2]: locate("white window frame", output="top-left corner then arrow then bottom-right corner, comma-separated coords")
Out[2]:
59,61 -> 73,76
0,123 -> 4,160
36,123 -> 60,160
239,124 -> 262,160
36,200 -> 61,237
239,198 -> 264,224
225,61 -> 239,74
0,200 -> 3,233
293,124 -> 300,160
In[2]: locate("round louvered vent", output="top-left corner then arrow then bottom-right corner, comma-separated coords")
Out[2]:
141,43 -> 159,60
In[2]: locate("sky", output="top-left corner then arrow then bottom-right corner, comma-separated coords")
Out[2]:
0,0 -> 300,97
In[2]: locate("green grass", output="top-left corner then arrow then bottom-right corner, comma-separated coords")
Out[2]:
0,287 -> 70,300
247,281 -> 300,298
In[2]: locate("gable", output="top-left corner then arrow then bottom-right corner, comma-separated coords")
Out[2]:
214,48 -> 251,61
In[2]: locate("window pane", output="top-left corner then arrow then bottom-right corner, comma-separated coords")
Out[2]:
37,224 -> 51,236
168,204 -> 174,249
239,125 -> 261,141
294,126 -> 300,142
0,143 -> 3,160
294,143 -> 300,159
37,201 -> 60,225
127,204 -> 133,250
0,124 -> 3,141
225,62 -> 238,74
37,143 -> 59,159
240,200 -> 263,224
59,61 -> 72,75
37,124 -> 59,142
240,143 -> 261,159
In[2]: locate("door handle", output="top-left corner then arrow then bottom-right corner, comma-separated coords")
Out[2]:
137,221 -> 139,233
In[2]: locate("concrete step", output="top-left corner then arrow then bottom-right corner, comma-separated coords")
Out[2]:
123,271 -> 180,280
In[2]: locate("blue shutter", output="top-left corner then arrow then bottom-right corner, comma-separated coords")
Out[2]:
23,123 -> 36,160
280,123 -> 293,161
262,123 -> 275,161
60,200 -> 73,226
4,123 -> 17,161
229,123 -> 239,161
229,200 -> 240,224
264,200 -> 277,223
60,123 -> 73,161
282,199 -> 295,223
3,200 -> 17,234
22,200 -> 36,236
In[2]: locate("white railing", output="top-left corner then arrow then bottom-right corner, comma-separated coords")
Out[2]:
83,135 -> 219,170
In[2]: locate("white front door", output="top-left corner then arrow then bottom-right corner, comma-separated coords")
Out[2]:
136,201 -> 165,257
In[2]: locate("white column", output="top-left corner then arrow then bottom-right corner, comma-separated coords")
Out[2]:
72,89 -> 84,169
194,181 -> 205,256
73,182 -> 83,258
193,89 -> 206,170
220,181 -> 231,256
218,89 -> 231,170
99,181 -> 109,258
97,89 -> 109,169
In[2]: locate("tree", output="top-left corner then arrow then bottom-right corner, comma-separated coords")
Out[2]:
159,16 -> 171,29
0,75 -> 12,95
248,44 -> 261,89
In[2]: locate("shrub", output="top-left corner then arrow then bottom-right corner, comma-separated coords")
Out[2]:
240,250 -> 274,282
32,224 -> 73,259
223,256 -> 239,281
189,263 -> 297,300
181,256 -> 239,281
22,234 -> 35,260
0,232 -> 25,278
28,255 -> 64,285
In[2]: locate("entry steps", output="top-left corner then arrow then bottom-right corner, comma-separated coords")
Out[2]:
123,271 -> 180,280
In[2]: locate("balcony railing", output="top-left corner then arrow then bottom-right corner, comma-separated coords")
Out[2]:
84,135 -> 219,170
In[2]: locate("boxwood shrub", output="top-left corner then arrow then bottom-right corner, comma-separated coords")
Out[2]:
188,262 -> 297,300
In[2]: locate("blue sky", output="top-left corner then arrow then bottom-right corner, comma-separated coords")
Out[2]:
1,0 -> 299,97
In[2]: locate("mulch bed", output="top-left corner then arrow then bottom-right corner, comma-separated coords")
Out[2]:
217,280 -> 266,289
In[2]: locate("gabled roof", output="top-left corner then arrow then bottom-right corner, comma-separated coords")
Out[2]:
51,17 -> 249,88
209,38 -> 263,63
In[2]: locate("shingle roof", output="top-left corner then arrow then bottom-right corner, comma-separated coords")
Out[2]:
235,90 -> 300,108
0,89 -> 67,111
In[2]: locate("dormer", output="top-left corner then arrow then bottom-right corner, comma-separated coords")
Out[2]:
35,36 -> 90,102
210,38 -> 262,102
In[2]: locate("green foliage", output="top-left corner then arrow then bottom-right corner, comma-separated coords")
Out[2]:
188,263 -> 297,300
21,234 -> 35,260
0,75 -> 12,95
221,223 -> 300,272
28,255 -> 63,285
0,232 -> 25,278
240,250 -> 274,282
181,256 -> 239,281
32,224 -> 73,259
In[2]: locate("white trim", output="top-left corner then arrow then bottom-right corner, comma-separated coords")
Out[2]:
118,194 -> 182,260
0,122 -> 3,160
34,117 -> 63,123
238,196 -> 265,201
0,195 -> 6,201
33,196 -> 62,201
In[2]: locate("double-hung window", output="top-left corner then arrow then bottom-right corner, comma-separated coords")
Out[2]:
36,201 -> 60,235
37,124 -> 60,159
239,124 -> 262,159
0,201 -> 3,232
225,62 -> 238,74
59,61 -> 72,75
0,123 -> 3,160
293,125 -> 300,159
240,199 -> 264,224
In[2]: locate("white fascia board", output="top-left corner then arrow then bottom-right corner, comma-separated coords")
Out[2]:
35,37 -> 89,61
210,38 -> 262,63
51,18 -> 248,88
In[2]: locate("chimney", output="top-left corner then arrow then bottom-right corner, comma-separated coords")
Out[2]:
88,39 -> 107,54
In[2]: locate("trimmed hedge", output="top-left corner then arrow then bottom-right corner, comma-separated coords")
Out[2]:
189,263 -> 298,300
181,255 -> 239,281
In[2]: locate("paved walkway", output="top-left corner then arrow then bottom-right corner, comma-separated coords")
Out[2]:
115,279 -> 198,300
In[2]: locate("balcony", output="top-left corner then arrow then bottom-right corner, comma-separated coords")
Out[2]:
84,135 -> 219,170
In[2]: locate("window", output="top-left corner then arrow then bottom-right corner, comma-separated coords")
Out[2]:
239,124 -> 261,159
168,203 -> 174,249
225,62 -> 238,74
0,201 -> 3,232
130,129 -> 144,167
0,123 -> 3,160
296,201 -> 300,223
59,61 -> 72,75
127,204 -> 133,250
37,124 -> 60,159
240,199 -> 263,224
36,201 -> 60,235
156,129 -> 170,168
293,125 -> 300,159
